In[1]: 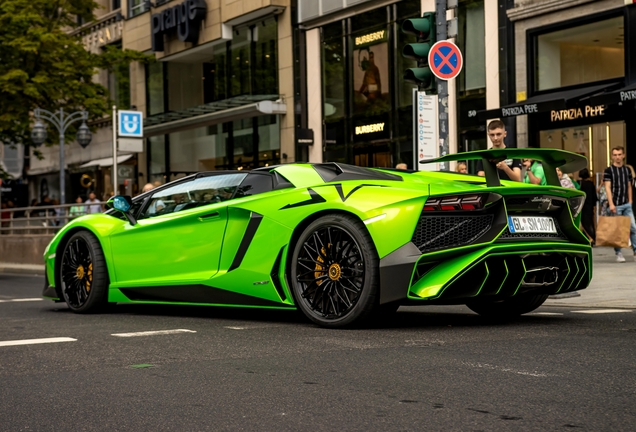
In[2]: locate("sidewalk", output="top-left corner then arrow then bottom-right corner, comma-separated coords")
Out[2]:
544,246 -> 636,309
1,247 -> 634,308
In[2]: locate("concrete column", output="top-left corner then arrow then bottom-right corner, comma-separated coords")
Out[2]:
306,28 -> 323,163
484,0 -> 500,146
277,6 -> 296,163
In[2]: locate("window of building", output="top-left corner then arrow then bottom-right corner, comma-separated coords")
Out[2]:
323,22 -> 345,122
207,19 -> 279,100
534,16 -> 624,92
148,135 -> 167,184
108,58 -> 130,109
129,0 -> 148,17
253,19 -> 279,96
112,0 -> 121,11
457,0 -> 485,94
167,62 -> 203,111
146,61 -> 166,116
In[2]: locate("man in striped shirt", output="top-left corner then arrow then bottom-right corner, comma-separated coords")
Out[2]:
604,146 -> 636,262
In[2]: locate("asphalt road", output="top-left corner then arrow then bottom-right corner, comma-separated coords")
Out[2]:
1,273 -> 635,431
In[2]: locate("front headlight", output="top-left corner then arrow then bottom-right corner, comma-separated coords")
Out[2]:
568,195 -> 585,218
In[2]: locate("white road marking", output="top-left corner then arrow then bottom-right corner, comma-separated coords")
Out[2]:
111,329 -> 196,337
571,309 -> 633,314
462,362 -> 549,377
0,298 -> 43,303
224,326 -> 248,330
526,312 -> 563,316
0,337 -> 76,347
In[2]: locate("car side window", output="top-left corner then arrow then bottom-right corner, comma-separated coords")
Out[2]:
140,173 -> 248,219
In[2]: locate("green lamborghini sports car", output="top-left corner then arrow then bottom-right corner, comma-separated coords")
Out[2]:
42,148 -> 591,328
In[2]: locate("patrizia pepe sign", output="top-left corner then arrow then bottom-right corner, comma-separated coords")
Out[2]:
550,105 -> 605,122
151,0 -> 207,52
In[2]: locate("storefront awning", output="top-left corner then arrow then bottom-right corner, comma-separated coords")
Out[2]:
143,95 -> 286,137
477,83 -> 617,121
79,154 -> 133,168
588,82 -> 636,106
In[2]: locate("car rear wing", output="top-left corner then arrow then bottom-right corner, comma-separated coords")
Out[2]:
419,148 -> 588,187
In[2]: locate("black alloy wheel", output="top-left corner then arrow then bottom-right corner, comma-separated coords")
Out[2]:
59,231 -> 109,313
291,214 -> 379,328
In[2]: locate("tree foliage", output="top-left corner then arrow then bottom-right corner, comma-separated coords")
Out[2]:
0,0 -> 150,147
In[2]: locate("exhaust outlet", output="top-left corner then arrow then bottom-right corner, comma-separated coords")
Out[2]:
523,266 -> 559,287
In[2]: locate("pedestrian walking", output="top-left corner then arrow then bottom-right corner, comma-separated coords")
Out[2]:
578,168 -> 597,246
85,192 -> 101,214
69,196 -> 86,218
603,146 -> 636,262
477,120 -> 522,181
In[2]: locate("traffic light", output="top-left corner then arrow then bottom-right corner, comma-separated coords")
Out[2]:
402,12 -> 436,92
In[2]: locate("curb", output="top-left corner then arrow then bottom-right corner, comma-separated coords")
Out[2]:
0,264 -> 46,276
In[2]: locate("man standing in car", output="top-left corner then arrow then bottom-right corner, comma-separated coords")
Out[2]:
477,120 -> 522,182
604,146 -> 636,263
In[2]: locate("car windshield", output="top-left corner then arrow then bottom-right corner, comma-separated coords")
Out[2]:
142,173 -> 248,218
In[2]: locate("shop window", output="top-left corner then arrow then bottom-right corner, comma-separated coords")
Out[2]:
323,22 -> 345,121
129,0 -> 148,18
170,126 -> 224,174
167,62 -> 203,111
204,43 -> 228,103
202,18 -> 278,104
148,135 -> 167,184
457,0 -> 485,94
534,16 -> 624,92
231,26 -> 252,97
253,18 -> 278,95
146,61 -> 165,116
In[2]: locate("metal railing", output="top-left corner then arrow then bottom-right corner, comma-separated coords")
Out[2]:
0,202 -> 108,235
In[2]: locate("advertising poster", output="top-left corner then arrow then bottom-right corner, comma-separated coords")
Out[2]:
352,28 -> 390,117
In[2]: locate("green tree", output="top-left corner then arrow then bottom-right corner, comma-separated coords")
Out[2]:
0,0 -> 150,148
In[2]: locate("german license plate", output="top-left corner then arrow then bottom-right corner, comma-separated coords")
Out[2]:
508,216 -> 556,233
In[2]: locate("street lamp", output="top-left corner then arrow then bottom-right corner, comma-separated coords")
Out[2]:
31,107 -> 91,204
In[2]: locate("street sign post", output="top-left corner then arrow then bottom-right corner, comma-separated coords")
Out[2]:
113,109 -> 143,195
428,40 -> 463,80
413,89 -> 439,171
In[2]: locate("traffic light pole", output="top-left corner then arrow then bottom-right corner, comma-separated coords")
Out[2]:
435,0 -> 449,171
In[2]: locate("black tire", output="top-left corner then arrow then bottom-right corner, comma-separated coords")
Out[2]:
58,230 -> 109,313
290,214 -> 380,328
466,294 -> 549,320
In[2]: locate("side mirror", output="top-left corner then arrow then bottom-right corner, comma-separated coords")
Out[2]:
107,195 -> 136,226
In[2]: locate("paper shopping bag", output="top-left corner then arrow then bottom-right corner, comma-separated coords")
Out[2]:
596,215 -> 631,248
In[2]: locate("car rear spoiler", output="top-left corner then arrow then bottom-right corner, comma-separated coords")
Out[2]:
419,148 -> 588,187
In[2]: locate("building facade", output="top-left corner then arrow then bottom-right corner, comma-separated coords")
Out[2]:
295,0 -> 504,170
23,0 -> 294,204
481,0 -> 636,181
124,0 -> 294,188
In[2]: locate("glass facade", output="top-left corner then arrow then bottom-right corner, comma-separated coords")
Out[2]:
534,16 -> 625,92
321,0 -> 420,168
144,18 -> 280,178
108,44 -> 131,109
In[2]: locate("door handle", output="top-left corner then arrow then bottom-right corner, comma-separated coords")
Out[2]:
199,212 -> 220,221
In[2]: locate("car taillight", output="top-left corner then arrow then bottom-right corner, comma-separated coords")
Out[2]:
568,195 -> 585,218
424,194 -> 485,211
